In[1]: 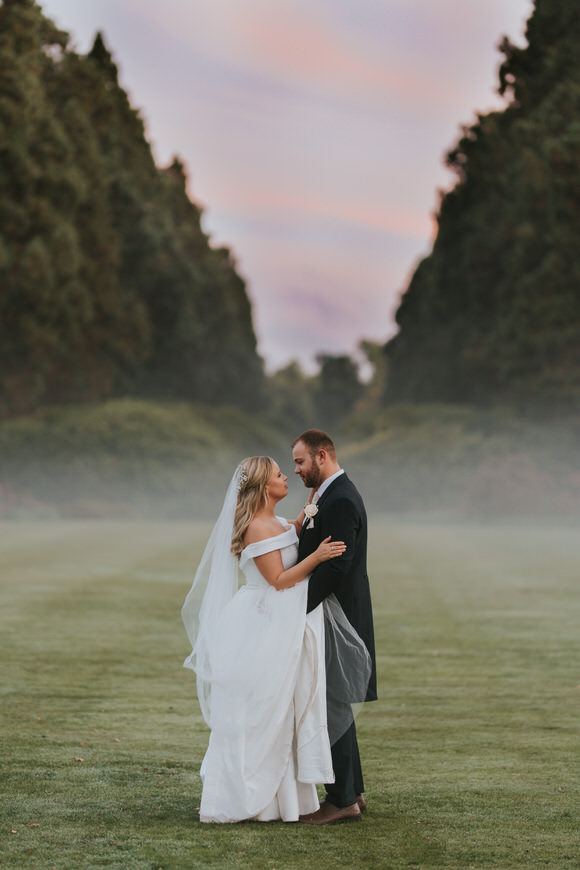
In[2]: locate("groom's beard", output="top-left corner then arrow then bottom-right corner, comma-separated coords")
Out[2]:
301,463 -> 323,489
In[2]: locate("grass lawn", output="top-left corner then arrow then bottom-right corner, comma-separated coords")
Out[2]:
0,518 -> 578,869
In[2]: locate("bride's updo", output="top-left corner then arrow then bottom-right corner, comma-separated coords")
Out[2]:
231,456 -> 275,557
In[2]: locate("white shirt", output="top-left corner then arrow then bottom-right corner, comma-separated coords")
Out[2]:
303,469 -> 345,524
315,468 -> 344,501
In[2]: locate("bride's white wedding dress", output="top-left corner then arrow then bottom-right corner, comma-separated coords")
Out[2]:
196,519 -> 334,823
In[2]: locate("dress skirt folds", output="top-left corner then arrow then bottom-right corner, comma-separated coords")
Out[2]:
193,522 -> 334,823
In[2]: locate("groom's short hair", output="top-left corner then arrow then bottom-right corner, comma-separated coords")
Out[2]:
292,429 -> 336,460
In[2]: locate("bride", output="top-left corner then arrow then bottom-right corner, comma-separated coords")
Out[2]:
181,456 -> 370,824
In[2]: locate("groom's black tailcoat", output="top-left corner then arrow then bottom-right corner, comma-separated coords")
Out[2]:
298,473 -> 377,703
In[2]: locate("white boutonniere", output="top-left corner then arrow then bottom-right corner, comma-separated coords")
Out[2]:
304,503 -> 318,529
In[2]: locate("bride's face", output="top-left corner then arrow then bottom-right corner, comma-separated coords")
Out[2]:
266,463 -> 289,502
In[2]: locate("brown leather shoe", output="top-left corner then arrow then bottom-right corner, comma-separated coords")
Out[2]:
301,796 -> 366,819
299,800 -> 361,825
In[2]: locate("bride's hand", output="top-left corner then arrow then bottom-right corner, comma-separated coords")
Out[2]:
315,536 -> 346,564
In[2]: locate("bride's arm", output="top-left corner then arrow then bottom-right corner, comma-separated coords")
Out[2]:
254,536 -> 346,590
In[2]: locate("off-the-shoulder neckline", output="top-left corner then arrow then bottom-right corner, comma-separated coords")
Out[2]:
240,518 -> 296,557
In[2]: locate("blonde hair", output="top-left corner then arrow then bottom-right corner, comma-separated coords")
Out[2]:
231,456 -> 276,557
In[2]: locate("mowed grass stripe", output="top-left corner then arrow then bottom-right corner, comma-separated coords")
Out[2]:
0,519 -> 578,869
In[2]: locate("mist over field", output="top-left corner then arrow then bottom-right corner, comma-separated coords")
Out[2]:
1,400 -> 579,525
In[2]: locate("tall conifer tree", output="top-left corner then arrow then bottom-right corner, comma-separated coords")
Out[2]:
385,0 -> 580,409
0,3 -> 264,417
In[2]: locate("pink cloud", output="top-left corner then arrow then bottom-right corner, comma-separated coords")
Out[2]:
120,0 -> 499,116
41,0 -> 532,371
206,178 -> 432,241
231,4 -> 443,110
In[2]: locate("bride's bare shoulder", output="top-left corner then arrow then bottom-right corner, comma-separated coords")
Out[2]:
243,516 -> 271,546
243,515 -> 287,547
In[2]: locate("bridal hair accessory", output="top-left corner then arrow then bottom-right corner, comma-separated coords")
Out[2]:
237,469 -> 248,491
304,503 -> 318,528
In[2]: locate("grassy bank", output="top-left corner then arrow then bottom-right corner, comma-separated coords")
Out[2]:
0,518 -> 578,868
0,400 -> 285,519
1,400 -> 580,519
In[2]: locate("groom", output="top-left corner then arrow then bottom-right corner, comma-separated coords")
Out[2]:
292,429 -> 377,825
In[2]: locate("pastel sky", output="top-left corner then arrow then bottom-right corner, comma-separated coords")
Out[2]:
41,0 -> 533,372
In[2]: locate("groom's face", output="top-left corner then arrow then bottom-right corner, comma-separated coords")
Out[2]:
292,441 -> 324,489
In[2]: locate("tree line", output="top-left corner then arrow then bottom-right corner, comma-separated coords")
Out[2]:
4,0 -> 576,427
385,0 -> 580,411
0,0 -> 264,419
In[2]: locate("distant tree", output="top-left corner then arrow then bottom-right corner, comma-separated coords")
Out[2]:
314,353 -> 364,428
385,0 -> 580,410
357,339 -> 388,410
266,361 -> 316,431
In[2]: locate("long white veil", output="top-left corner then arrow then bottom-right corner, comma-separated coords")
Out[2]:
181,464 -> 243,726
